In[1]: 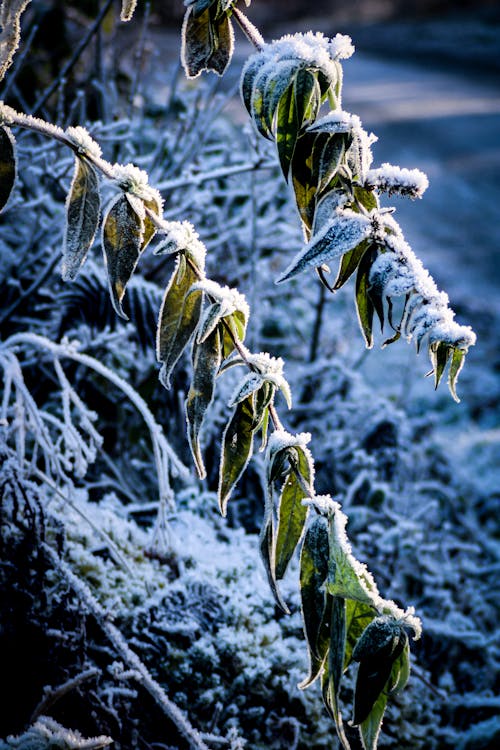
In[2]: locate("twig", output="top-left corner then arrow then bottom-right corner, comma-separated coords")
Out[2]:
30,667 -> 101,722
156,159 -> 275,192
232,6 -> 265,51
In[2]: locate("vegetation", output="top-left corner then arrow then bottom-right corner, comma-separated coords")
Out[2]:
1,2 -> 497,750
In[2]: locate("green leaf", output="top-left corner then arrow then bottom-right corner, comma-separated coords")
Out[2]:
353,656 -> 393,727
241,55 -> 266,115
355,245 -> 377,348
333,240 -> 370,291
327,597 -> 348,733
430,341 -> 451,390
251,60 -> 280,139
294,68 -> 320,131
218,394 -> 255,516
291,131 -> 321,232
186,327 -> 222,479
326,512 -> 378,607
0,125 -> 16,212
448,347 -> 465,403
259,504 -> 290,613
299,516 -> 330,684
62,156 -> 100,281
156,261 -> 203,388
141,194 -> 161,252
102,194 -> 144,319
358,685 -> 388,750
344,600 -> 377,669
275,446 -> 313,579
354,186 -> 378,213
252,381 -> 274,431
276,78 -> 299,180
316,133 -> 349,195
263,60 -> 300,134
207,10 -> 233,76
181,4 -> 233,79
389,632 -> 410,694
277,210 -> 371,283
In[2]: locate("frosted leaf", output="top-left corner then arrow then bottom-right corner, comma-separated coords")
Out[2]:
302,493 -> 338,515
153,220 -> 206,271
366,163 -> 429,199
276,209 -> 371,282
228,372 -> 265,407
65,126 -> 102,159
62,156 -> 101,281
190,279 -> 249,320
328,33 -> 355,60
306,110 -> 361,135
112,163 -> 154,201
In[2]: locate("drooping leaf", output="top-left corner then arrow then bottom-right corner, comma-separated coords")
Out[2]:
352,616 -> 401,663
358,684 -> 388,750
259,503 -> 290,613
333,240 -> 370,291
352,656 -> 393,727
181,4 -> 234,78
207,10 -> 234,76
62,156 -> 100,281
251,60 -> 280,139
277,210 -> 371,283
0,125 -> 16,212
241,54 -> 266,115
448,346 -> 465,403
275,446 -> 313,579
156,261 -> 203,388
344,600 -> 377,669
102,194 -> 144,319
276,77 -> 299,180
355,245 -> 377,348
263,59 -> 300,135
293,67 -> 320,131
388,631 -> 410,694
291,131 -> 321,232
299,516 -> 330,687
218,394 -> 255,516
186,327 -> 222,478
252,381 -> 274,431
326,513 -> 378,607
327,597 -> 348,735
430,340 -> 451,390
316,133 -> 349,195
141,194 -> 162,252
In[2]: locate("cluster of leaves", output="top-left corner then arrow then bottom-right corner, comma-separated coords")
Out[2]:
241,33 -> 475,400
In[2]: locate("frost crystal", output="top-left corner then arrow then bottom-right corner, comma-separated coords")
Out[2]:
65,126 -> 102,159
191,278 -> 249,320
112,163 -> 162,208
153,220 -> 206,271
366,163 -> 429,199
302,493 -> 337,515
254,31 -> 353,82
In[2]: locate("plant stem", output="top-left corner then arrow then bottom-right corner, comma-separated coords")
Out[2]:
232,6 -> 265,51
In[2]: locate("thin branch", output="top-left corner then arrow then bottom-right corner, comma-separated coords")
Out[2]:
156,158 -> 275,192
30,667 -> 101,722
232,6 -> 265,51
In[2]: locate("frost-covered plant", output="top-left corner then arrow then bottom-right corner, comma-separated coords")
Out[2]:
0,2 -> 481,750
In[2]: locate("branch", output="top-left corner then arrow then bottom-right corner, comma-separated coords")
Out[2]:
30,667 -> 101,723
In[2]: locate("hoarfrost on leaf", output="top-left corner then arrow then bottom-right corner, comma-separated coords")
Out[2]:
65,126 -> 102,159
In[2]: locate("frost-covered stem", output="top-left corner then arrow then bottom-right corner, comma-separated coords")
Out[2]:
30,0 -> 115,116
157,158 -> 275,192
30,667 -> 101,722
232,6 -> 265,51
0,0 -> 31,81
44,546 -> 211,750
3,333 -> 187,510
0,103 -> 117,180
